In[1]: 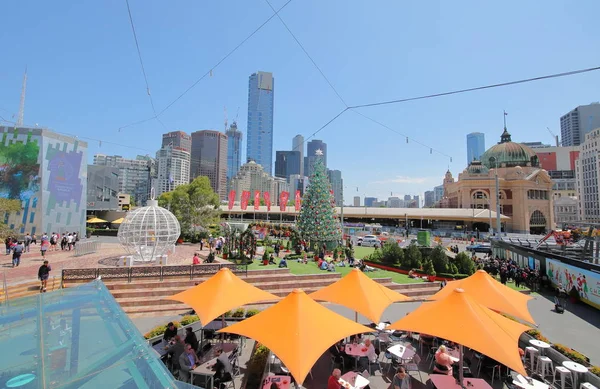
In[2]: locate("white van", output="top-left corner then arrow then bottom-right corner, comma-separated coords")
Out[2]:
360,235 -> 381,247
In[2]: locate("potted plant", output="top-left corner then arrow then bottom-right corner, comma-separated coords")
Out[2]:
333,247 -> 339,261
286,240 -> 291,252
262,251 -> 269,266
424,260 -> 436,282
222,246 -> 229,259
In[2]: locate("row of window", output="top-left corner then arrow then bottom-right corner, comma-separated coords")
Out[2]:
527,190 -> 549,200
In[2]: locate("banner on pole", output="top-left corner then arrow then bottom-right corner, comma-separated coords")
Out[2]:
280,191 -> 289,212
264,191 -> 271,211
241,190 -> 251,210
228,190 -> 236,210
254,191 -> 261,210
295,190 -> 301,211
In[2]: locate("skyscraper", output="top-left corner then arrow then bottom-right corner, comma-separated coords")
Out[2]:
353,196 -> 361,207
466,132 -> 485,164
327,169 -> 343,206
304,139 -> 327,177
560,103 -> 600,146
190,130 -> 228,199
93,154 -> 154,206
155,145 -> 190,196
292,134 -> 305,177
246,71 -> 274,173
424,191 -> 435,207
226,121 -> 243,182
162,131 -> 191,153
275,151 -> 301,179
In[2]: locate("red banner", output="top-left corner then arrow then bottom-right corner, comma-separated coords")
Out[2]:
241,190 -> 251,210
295,190 -> 302,211
280,191 -> 289,212
254,191 -> 261,210
228,190 -> 236,210
264,191 -> 271,211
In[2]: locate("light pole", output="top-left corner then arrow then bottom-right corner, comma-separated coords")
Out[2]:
489,157 -> 502,236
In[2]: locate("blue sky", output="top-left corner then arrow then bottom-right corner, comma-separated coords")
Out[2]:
1,0 -> 599,204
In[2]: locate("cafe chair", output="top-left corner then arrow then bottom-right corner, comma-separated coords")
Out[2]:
524,347 -> 539,372
537,356 -> 554,379
580,383 -> 598,389
405,354 -> 423,382
553,366 -> 573,389
330,355 -> 345,371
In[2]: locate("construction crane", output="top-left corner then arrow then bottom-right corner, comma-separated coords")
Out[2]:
547,127 -> 560,147
234,107 -> 240,123
224,106 -> 228,132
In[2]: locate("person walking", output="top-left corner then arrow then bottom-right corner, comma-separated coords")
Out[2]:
12,241 -> 24,267
38,260 -> 52,293
24,233 -> 32,253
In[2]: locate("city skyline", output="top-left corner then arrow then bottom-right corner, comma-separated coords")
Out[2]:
2,1 -> 600,204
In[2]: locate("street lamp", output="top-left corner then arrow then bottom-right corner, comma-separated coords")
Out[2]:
489,157 -> 502,236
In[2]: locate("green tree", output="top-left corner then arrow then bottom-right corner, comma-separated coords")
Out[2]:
380,239 -> 404,265
0,199 -> 22,240
423,259 -> 436,276
296,156 -> 341,249
403,244 -> 422,269
158,176 -> 220,235
452,252 -> 476,275
429,245 -> 449,273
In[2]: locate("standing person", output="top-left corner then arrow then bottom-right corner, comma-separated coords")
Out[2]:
38,260 -> 51,292
72,232 -> 78,249
67,233 -> 73,250
12,241 -> 24,267
199,238 -> 204,251
5,236 -> 11,255
31,233 -> 37,245
60,235 -> 67,251
24,233 -> 32,253
41,238 -> 48,258
50,233 -> 57,251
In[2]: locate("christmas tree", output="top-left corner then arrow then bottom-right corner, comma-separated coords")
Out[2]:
297,149 -> 342,249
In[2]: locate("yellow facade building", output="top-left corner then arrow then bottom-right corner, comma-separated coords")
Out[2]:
443,129 -> 554,234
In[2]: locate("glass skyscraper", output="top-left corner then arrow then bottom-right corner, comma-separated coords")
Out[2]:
246,71 -> 274,173
466,132 -> 485,164
226,121 -> 243,182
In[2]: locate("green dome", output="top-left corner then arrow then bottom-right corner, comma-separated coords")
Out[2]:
481,128 -> 539,168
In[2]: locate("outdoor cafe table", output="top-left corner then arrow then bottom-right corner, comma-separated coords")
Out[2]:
429,374 -> 492,389
562,361 -> 588,389
387,343 -> 416,362
340,371 -> 370,389
263,375 -> 292,389
529,340 -> 551,356
190,342 -> 237,388
512,374 -> 550,389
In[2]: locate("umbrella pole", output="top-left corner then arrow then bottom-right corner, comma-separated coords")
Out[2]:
221,314 -> 225,344
458,344 -> 465,388
354,311 -> 358,323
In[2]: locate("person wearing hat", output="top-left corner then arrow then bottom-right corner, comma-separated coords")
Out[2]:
163,322 -> 178,341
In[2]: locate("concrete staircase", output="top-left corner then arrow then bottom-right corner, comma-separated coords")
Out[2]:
63,268 -> 440,317
0,276 -> 62,302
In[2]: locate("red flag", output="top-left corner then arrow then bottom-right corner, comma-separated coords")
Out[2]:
295,190 -> 302,211
241,190 -> 251,210
228,190 -> 235,210
264,191 -> 271,211
254,190 -> 261,210
280,191 -> 289,212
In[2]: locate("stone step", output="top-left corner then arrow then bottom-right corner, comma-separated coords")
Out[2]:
1,278 -> 62,301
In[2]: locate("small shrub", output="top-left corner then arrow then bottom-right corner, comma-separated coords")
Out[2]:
223,310 -> 233,317
437,273 -> 469,279
552,344 -> 590,365
526,329 -> 550,343
232,308 -> 245,318
144,321 -> 180,339
590,366 -> 600,378
180,315 -> 199,326
245,308 -> 260,318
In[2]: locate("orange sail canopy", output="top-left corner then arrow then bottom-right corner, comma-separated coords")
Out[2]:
218,289 -> 373,384
432,269 -> 535,324
168,267 -> 279,325
309,268 -> 411,323
389,288 -> 529,375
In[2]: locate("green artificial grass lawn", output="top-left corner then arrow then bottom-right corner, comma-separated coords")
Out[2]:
246,255 -> 423,284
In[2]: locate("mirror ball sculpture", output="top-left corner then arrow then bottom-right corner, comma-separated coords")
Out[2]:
117,196 -> 180,262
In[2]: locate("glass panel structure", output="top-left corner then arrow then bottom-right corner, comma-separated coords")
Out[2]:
0,281 -> 196,389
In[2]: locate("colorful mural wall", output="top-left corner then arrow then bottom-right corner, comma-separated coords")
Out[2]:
0,127 -> 87,236
546,258 -> 600,310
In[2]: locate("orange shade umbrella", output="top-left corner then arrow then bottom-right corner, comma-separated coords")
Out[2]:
389,288 -> 529,377
309,268 -> 411,323
168,268 -> 279,325
432,270 -> 535,324
218,289 -> 373,384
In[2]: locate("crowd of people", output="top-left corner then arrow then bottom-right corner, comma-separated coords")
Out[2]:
479,254 -> 542,291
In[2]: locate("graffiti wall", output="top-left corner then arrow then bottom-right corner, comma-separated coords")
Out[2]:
0,127 -> 87,236
546,258 -> 600,310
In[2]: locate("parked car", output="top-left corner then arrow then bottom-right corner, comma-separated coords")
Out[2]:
466,244 -> 492,253
360,235 -> 381,248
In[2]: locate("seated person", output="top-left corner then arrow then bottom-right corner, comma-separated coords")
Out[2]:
212,348 -> 233,389
317,258 -> 324,268
166,335 -> 185,370
320,260 -> 329,271
433,345 -> 454,375
184,327 -> 199,352
269,254 -> 276,265
358,339 -> 379,371
408,269 -> 417,278
278,257 -> 288,268
163,322 -> 178,341
393,366 -> 411,389
327,262 -> 335,272
327,368 -> 342,389
347,256 -> 355,266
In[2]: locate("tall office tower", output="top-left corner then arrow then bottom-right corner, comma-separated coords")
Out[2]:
413,195 -> 420,208
576,128 -> 600,222
364,197 -> 377,207
353,196 -> 361,207
387,197 -> 401,208
93,154 -> 154,206
226,121 -> 243,182
246,71 -> 275,173
292,134 -> 305,177
162,131 -> 191,153
466,132 -> 486,164
304,139 -> 327,177
403,194 -> 411,202
424,191 -> 435,207
561,103 -> 600,146
190,130 -> 228,199
327,169 -> 343,206
275,151 -> 301,179
155,145 -> 190,196
434,185 -> 444,203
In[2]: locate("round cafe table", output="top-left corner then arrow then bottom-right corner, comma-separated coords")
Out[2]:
562,361 -> 588,389
529,339 -> 551,355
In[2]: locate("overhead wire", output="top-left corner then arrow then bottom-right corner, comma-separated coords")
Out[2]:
124,0 -> 167,131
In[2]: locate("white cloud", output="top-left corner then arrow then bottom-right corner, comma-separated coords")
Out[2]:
369,176 -> 436,185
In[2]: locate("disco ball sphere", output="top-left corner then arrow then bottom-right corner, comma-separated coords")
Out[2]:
117,199 -> 181,262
